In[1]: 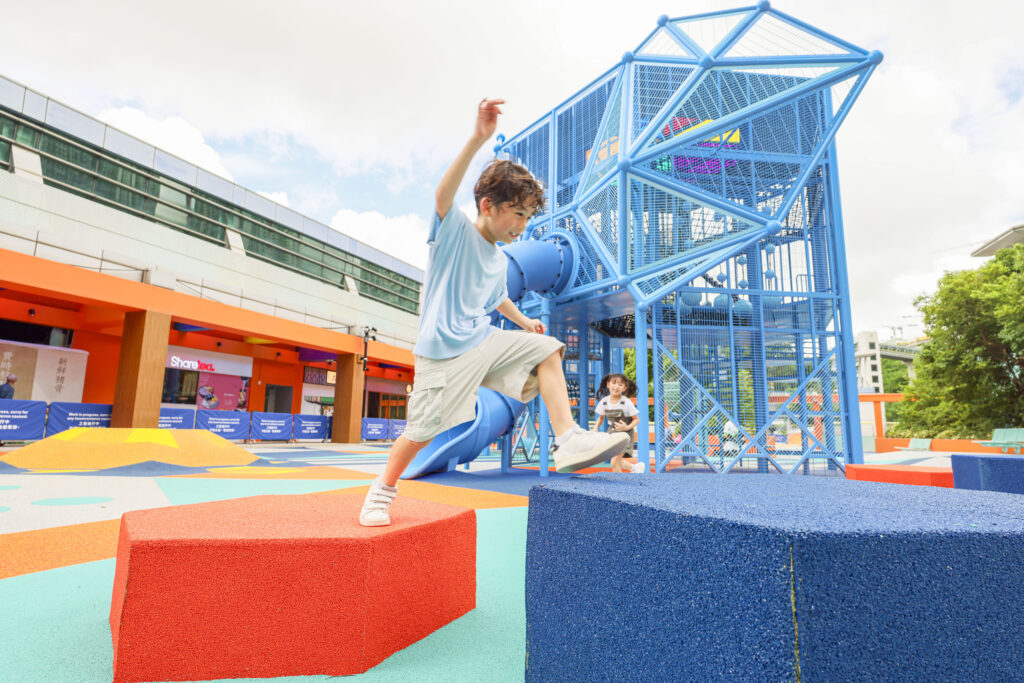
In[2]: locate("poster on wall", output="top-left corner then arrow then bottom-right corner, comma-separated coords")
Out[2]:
0,340 -> 88,403
195,374 -> 250,411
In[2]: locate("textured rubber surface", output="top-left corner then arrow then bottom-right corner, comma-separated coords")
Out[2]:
110,494 -> 475,682
526,474 -> 1024,681
952,453 -> 1024,494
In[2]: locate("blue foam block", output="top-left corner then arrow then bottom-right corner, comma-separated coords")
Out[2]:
952,453 -> 1024,494
526,474 -> 1024,681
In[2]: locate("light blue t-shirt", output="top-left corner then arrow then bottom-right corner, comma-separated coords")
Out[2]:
413,206 -> 508,359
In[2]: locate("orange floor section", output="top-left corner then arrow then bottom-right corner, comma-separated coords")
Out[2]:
1,429 -> 256,470
170,465 -> 377,479
0,519 -> 122,579
326,480 -> 528,509
846,464 -> 954,488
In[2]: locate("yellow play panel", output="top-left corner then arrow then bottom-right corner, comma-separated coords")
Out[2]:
1,429 -> 257,470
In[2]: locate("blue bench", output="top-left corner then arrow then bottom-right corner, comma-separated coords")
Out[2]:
952,453 -> 1024,494
526,474 -> 1024,681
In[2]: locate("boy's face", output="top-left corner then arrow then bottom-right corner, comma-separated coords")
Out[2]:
477,198 -> 536,245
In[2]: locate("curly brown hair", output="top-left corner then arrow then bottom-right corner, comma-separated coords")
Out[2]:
473,160 -> 546,212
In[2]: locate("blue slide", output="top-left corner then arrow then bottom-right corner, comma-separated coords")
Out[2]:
400,235 -> 575,479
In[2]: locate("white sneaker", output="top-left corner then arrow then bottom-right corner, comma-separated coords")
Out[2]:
631,462 -> 646,474
359,479 -> 397,527
553,427 -> 631,473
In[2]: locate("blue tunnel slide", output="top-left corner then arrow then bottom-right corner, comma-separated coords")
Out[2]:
401,236 -> 574,479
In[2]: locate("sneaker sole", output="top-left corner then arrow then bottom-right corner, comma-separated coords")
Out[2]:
359,516 -> 391,527
555,434 -> 632,473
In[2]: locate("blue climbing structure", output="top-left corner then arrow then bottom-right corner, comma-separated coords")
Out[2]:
497,3 -> 881,475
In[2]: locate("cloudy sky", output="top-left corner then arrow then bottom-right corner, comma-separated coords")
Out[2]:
3,1 -> 1022,340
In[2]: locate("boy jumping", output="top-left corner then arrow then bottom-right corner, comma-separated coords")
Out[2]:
359,98 -> 630,526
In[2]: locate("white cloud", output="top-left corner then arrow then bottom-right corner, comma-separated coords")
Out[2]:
8,0 -> 1023,338
329,209 -> 430,270
96,107 -> 234,180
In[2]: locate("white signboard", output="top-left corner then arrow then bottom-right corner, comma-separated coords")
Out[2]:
165,345 -> 253,377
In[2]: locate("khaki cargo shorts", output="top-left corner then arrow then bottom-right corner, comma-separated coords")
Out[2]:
403,329 -> 565,443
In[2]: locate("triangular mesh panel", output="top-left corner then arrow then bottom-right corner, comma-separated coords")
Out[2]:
641,73 -> 858,216
555,72 -> 619,208
631,63 -> 694,139
724,12 -> 856,58
626,176 -> 764,274
637,27 -> 695,58
557,214 -> 615,288
643,65 -> 841,152
578,80 -> 625,200
672,11 -> 748,55
579,180 -> 620,267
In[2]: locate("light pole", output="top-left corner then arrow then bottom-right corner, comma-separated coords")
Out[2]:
360,326 -> 377,418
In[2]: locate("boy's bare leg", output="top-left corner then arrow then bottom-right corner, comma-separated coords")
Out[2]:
379,436 -> 430,487
535,351 -> 574,436
360,435 -> 431,526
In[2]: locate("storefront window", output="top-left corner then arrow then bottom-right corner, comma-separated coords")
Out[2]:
162,368 -> 199,404
366,392 -> 407,419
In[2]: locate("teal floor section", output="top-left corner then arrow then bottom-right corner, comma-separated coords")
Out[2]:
0,507 -> 528,682
154,478 -> 366,505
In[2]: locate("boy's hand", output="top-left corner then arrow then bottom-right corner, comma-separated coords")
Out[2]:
475,98 -> 505,141
524,318 -> 546,334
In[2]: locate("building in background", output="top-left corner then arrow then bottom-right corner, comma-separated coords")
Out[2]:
854,331 -> 883,393
0,72 -> 421,438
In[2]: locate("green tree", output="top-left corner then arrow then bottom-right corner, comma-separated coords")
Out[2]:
880,358 -> 909,424
893,244 -> 1024,438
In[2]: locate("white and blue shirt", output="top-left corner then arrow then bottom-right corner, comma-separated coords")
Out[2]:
413,206 -> 508,359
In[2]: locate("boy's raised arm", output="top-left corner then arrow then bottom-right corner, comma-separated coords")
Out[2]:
435,98 -> 504,220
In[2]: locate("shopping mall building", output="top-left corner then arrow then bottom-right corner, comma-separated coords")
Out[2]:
0,72 -> 420,441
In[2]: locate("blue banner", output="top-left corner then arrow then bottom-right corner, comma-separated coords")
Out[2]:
158,407 -> 196,429
294,414 -> 331,440
46,402 -> 113,435
0,399 -> 46,440
195,410 -> 250,440
251,412 -> 293,440
361,418 -> 389,440
388,419 -> 407,440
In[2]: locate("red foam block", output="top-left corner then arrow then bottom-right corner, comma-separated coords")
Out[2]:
846,464 -> 954,488
109,494 -> 476,682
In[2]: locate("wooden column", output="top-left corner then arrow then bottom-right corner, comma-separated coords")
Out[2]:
332,352 -> 364,443
112,310 -> 171,428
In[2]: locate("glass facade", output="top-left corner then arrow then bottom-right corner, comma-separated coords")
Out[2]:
0,109 -> 420,314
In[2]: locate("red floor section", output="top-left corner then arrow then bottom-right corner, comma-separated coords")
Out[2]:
846,464 -> 954,488
110,494 -> 476,682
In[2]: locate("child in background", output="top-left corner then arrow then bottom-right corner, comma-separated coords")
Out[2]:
593,373 -> 645,473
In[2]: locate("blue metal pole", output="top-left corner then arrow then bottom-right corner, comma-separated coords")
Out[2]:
634,302 -> 650,472
825,145 -> 864,466
578,324 -> 590,429
538,298 -> 552,476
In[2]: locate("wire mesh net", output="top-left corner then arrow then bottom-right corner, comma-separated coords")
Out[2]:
578,81 -> 624,199
724,12 -> 855,58
637,27 -> 695,59
631,63 -> 695,139
672,12 -> 747,55
579,180 -> 620,266
494,10 -> 876,476
555,73 -> 620,209
504,121 -> 551,217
